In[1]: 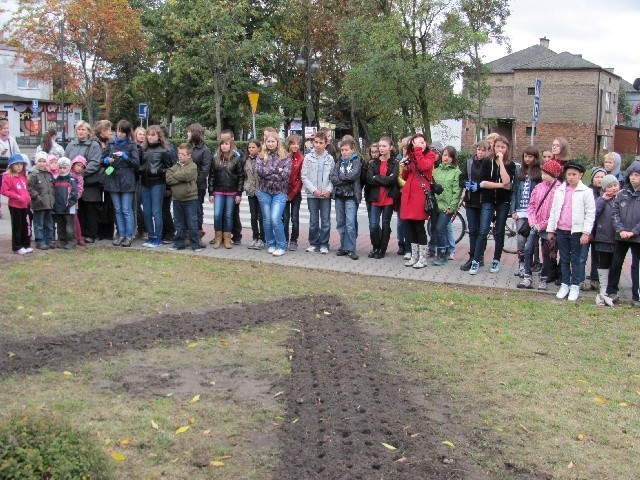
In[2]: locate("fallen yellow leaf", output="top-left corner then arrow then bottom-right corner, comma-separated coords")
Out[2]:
594,396 -> 607,405
188,342 -> 197,348
323,311 -> 331,315
618,402 -> 628,407
111,452 -> 126,461
442,440 -> 455,447
175,426 -> 190,435
273,391 -> 284,398
150,420 -> 159,430
63,371 -> 73,376
41,311 -> 53,316
188,417 -> 195,424
519,424 -> 530,433
381,442 -> 397,451
568,461 -> 574,469
576,433 -> 584,441
119,439 -> 131,446
210,460 -> 225,467
8,352 -> 15,358
190,395 -> 200,404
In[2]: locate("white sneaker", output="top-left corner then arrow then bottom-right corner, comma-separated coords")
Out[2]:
255,239 -> 265,249
16,247 -> 28,255
267,246 -> 275,254
272,248 -> 286,257
141,242 -> 151,247
556,283 -> 570,299
403,252 -> 412,260
24,247 -> 33,253
248,239 -> 258,249
306,246 -> 317,253
319,246 -> 329,254
567,285 -> 580,302
489,259 -> 501,273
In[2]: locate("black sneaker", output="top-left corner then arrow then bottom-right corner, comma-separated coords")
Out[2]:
460,258 -> 473,271
348,252 -> 359,260
336,249 -> 348,256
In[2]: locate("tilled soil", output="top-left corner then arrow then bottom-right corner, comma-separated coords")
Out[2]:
0,295 -> 546,478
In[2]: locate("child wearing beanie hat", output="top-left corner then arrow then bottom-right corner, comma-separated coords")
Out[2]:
52,156 -> 78,249
28,149 -> 56,249
547,161 -> 595,301
580,166 -> 608,291
593,175 -> 620,305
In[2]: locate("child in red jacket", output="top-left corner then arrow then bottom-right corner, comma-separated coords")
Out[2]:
1,154 -> 32,254
284,134 -> 304,250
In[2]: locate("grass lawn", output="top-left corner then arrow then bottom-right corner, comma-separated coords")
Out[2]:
1,248 -> 638,479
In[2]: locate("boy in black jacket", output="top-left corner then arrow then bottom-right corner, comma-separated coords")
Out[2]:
53,157 -> 79,249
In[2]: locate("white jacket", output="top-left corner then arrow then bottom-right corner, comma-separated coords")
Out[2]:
301,150 -> 334,197
547,180 -> 595,234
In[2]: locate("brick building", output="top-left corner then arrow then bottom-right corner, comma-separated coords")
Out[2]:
462,38 -> 620,161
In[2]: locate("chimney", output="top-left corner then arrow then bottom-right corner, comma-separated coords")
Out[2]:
539,37 -> 550,48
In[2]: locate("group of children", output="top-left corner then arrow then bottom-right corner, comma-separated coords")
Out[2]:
2,119 -> 638,304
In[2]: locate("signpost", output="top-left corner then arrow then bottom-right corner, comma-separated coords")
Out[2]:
138,103 -> 149,128
31,99 -> 39,121
247,92 -> 259,137
531,78 -> 542,145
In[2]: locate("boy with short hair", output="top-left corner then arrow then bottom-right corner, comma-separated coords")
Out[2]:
604,161 -> 640,306
52,157 -> 79,249
28,151 -> 56,249
166,143 -> 201,252
330,139 -> 361,260
301,132 -> 334,253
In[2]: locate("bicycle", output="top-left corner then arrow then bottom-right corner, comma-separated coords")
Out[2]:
427,208 -> 517,254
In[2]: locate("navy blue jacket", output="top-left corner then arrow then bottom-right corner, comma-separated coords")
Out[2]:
103,138 -> 140,193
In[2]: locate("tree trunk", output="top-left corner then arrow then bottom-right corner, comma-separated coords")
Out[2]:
213,70 -> 222,140
418,87 -> 431,143
350,99 -> 360,151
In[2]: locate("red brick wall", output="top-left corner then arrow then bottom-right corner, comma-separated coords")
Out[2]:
614,126 -> 640,156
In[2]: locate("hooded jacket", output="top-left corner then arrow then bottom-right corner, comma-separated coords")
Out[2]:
27,167 -> 55,211
103,137 -> 140,193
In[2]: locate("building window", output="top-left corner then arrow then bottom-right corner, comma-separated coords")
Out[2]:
17,75 -> 38,89
527,87 -> 535,95
605,91 -> 612,112
525,126 -> 536,136
603,130 -> 609,150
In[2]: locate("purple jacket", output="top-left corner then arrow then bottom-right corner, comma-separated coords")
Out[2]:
254,151 -> 291,195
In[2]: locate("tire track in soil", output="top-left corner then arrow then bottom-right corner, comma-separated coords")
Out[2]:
276,298 -> 490,480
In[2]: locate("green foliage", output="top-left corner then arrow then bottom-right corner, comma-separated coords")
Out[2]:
618,84 -> 633,126
0,413 -> 113,479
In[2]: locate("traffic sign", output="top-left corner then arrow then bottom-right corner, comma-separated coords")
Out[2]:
31,99 -> 38,111
534,78 -> 542,98
247,92 -> 259,114
138,103 -> 149,119
532,98 -> 540,122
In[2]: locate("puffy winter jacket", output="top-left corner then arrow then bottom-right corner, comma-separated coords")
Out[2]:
27,168 -> 55,210
103,138 -> 140,193
53,173 -> 78,214
433,163 -> 461,213
330,153 -> 361,203
547,181 -> 595,235
1,172 -> 30,208
594,195 -> 616,244
166,160 -> 198,201
612,184 -> 640,243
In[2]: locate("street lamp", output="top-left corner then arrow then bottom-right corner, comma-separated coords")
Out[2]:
37,17 -> 86,148
296,46 -> 320,133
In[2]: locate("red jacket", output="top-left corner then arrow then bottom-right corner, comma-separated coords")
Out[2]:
287,151 -> 304,201
400,148 -> 436,221
1,172 -> 31,209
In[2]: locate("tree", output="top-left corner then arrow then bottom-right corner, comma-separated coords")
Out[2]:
5,0 -> 146,126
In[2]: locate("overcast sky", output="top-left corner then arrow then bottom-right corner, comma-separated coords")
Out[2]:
2,0 -> 638,84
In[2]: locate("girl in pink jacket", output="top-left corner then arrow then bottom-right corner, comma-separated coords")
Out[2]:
1,154 -> 32,254
517,160 -> 562,290
71,156 -> 87,246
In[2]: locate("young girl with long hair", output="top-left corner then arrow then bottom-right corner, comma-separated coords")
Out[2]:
469,135 -> 516,275
399,133 -> 436,269
0,119 -> 21,218
208,133 -> 244,249
432,146 -> 461,266
254,133 -> 291,256
284,134 -> 304,250
366,137 -> 399,259
102,120 -> 140,247
139,125 -> 172,248
244,139 -> 265,249
36,127 -> 65,158
510,146 -> 542,276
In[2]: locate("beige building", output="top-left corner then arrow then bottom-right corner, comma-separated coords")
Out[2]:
463,38 -> 620,161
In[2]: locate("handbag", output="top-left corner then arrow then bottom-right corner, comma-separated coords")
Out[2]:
415,168 -> 439,215
518,219 -> 531,238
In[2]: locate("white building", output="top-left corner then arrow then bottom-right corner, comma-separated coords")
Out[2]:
0,43 -> 81,143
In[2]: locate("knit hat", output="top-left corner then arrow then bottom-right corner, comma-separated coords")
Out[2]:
57,157 -> 71,168
35,151 -> 48,162
591,166 -> 606,180
600,174 -> 618,191
71,155 -> 87,168
563,161 -> 586,174
7,153 -> 27,167
431,141 -> 444,154
541,159 -> 563,179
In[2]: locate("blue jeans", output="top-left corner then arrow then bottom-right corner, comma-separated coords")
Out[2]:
397,216 -> 409,249
140,183 -> 165,243
283,192 -> 302,243
465,206 -> 481,258
307,197 -> 331,249
110,191 -> 135,238
335,197 -> 358,252
474,202 -> 509,262
214,193 -> 235,232
256,191 -> 287,250
447,222 -> 455,254
369,204 -> 393,231
435,212 -> 454,253
33,209 -> 54,246
556,229 -> 586,286
172,199 -> 199,250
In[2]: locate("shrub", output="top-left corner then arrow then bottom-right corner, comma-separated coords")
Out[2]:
0,413 -> 113,480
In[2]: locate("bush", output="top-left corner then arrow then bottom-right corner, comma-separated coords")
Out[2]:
0,413 -> 113,480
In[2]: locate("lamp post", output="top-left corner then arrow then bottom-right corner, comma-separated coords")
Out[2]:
296,45 -> 320,136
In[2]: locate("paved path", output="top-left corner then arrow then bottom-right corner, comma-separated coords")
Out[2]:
0,197 -> 634,302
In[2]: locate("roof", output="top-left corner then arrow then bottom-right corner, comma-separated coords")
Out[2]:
486,44 -> 614,75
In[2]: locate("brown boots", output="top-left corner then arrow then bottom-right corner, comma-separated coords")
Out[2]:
212,232 -> 223,249
223,232 -> 233,249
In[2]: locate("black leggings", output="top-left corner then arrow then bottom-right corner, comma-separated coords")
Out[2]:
406,219 -> 427,245
595,250 -> 613,269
